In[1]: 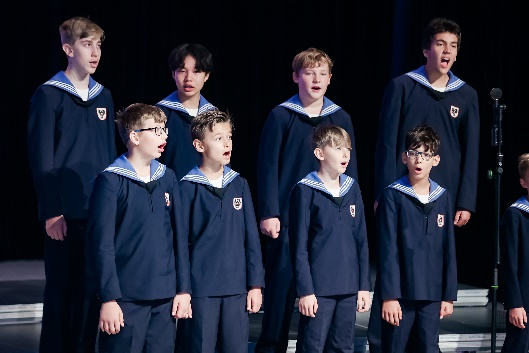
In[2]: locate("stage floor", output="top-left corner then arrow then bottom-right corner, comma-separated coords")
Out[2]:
0,260 -> 508,353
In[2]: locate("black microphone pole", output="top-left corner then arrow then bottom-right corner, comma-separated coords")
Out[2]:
488,87 -> 505,352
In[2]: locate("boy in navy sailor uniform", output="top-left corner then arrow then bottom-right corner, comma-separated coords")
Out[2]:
255,47 -> 359,353
367,125 -> 458,353
86,103 -> 191,353
499,153 -> 529,353
27,16 -> 116,353
178,109 -> 265,353
289,125 -> 371,353
374,17 -> 479,228
156,43 -> 217,180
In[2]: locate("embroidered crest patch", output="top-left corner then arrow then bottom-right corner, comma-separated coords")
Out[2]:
97,108 -> 107,120
350,205 -> 356,217
437,214 -> 444,227
233,197 -> 242,210
165,193 -> 170,207
450,105 -> 459,118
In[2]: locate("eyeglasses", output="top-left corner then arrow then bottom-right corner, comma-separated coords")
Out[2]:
405,150 -> 436,161
134,127 -> 169,136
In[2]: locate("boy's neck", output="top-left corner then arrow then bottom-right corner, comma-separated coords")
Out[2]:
317,169 -> 340,190
199,161 -> 224,181
125,151 -> 152,178
177,91 -> 201,110
299,94 -> 323,116
424,66 -> 449,88
409,175 -> 430,195
64,66 -> 90,90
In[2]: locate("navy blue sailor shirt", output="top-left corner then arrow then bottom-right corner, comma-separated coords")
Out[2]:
87,154 -> 191,303
375,176 -> 458,302
156,93 -> 216,180
180,166 -> 265,297
289,172 -> 371,297
256,95 -> 359,225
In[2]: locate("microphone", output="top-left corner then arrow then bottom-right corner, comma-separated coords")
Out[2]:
490,88 -> 502,101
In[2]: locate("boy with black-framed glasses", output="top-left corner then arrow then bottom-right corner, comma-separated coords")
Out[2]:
86,103 -> 192,353
367,125 -> 458,353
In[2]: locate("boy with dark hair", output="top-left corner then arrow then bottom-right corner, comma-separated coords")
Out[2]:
367,125 -> 458,353
178,109 -> 265,353
87,103 -> 191,353
27,16 -> 116,353
289,125 -> 371,352
255,47 -> 359,353
156,43 -> 217,180
373,17 -> 480,228
499,153 -> 529,353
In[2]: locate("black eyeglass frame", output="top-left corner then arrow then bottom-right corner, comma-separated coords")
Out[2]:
133,127 -> 169,136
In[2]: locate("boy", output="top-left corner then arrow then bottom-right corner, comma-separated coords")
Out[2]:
156,43 -> 217,180
289,125 -> 371,353
499,153 -> 529,353
178,109 -> 265,353
367,125 -> 458,353
255,47 -> 359,353
86,103 -> 191,353
373,17 -> 480,228
27,16 -> 116,353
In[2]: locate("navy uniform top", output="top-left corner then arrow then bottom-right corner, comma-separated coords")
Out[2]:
87,154 -> 191,303
180,166 -> 265,297
374,66 -> 480,213
499,196 -> 529,310
28,71 -> 117,221
375,176 -> 458,302
156,92 -> 216,180
289,172 -> 371,297
257,95 -> 359,225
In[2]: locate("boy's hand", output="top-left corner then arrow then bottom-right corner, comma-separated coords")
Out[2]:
260,218 -> 280,238
440,300 -> 454,319
382,299 -> 402,326
99,300 -> 124,335
357,291 -> 372,312
45,215 -> 67,240
299,294 -> 318,317
508,307 -> 527,329
172,292 -> 192,319
454,210 -> 470,227
247,287 -> 262,313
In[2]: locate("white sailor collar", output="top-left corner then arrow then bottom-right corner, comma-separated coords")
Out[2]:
298,171 -> 354,197
278,94 -> 341,117
181,165 -> 239,188
43,71 -> 104,99
388,176 -> 445,203
103,153 -> 166,182
405,65 -> 465,92
510,196 -> 529,214
156,92 -> 216,115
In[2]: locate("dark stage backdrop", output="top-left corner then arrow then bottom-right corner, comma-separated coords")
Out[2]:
2,0 -> 526,289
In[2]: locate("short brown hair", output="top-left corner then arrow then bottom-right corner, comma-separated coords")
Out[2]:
292,48 -> 333,75
405,125 -> 440,154
191,108 -> 233,141
312,125 -> 351,150
59,16 -> 105,45
115,103 -> 167,144
518,153 -> 529,178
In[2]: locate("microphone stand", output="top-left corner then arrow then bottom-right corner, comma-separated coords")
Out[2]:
490,91 -> 506,352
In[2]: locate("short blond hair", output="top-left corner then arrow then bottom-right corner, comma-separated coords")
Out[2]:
59,16 -> 104,45
115,103 -> 167,144
312,125 -> 351,150
292,48 -> 333,75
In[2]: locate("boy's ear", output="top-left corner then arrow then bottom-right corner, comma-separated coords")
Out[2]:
192,139 -> 204,153
314,148 -> 324,161
129,131 -> 140,145
520,177 -> 528,190
292,72 -> 299,83
204,72 -> 210,82
423,49 -> 429,58
401,151 -> 407,164
62,43 -> 73,58
432,154 -> 440,167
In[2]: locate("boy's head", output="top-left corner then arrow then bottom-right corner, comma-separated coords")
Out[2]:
59,16 -> 104,46
518,153 -> 529,191
312,125 -> 352,174
402,125 -> 441,180
191,109 -> 233,165
422,17 -> 461,51
292,47 -> 333,75
168,43 -> 213,74
116,103 -> 167,145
